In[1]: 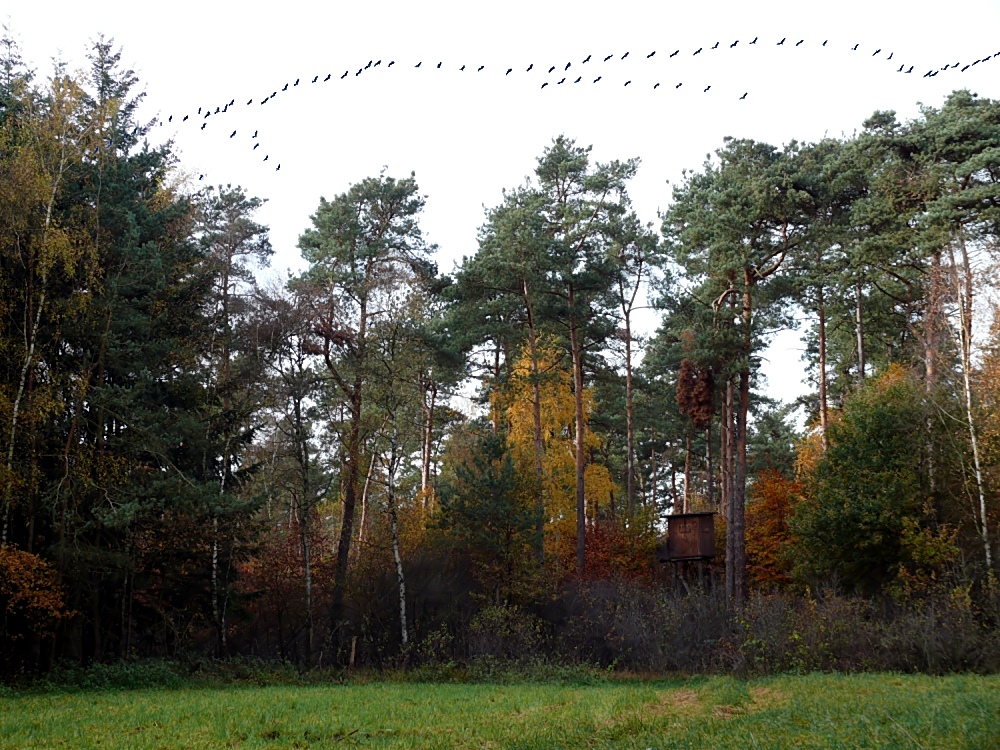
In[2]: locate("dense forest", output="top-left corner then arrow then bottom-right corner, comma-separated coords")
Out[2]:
2,36 -> 999,675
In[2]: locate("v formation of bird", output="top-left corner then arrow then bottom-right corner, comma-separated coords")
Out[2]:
149,37 -> 996,182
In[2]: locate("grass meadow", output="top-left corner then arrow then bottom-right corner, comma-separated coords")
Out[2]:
1,672 -> 998,749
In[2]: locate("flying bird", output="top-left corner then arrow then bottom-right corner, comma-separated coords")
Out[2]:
229,99 -> 234,106
168,115 -> 172,122
253,143 -> 259,150
823,40 -> 828,46
647,50 -> 655,58
437,62 -> 442,68
506,68 -> 512,75
198,107 -> 202,114
704,85 -> 711,92
341,71 -> 348,78
676,82 -> 682,88
565,62 -> 571,70
887,52 -> 893,60
282,83 -> 288,91
478,65 -> 484,71
375,60 -> 381,66
583,55 -> 591,63
549,65 -> 556,72
624,80 -> 631,86
214,107 -> 220,114
693,47 -> 702,55
263,155 -> 268,161
230,130 -> 236,138
730,40 -> 738,48
313,75 -> 318,82
294,78 -> 299,85
740,92 -> 747,99
852,43 -> 859,50
905,66 -> 913,73
541,82 -> 548,88
711,42 -> 719,49
201,123 -> 206,130
247,99 -> 252,104
594,76 -> 602,82
276,164 -> 280,171
415,61 -> 422,67
356,69 -> 362,76
199,174 -> 204,180
872,49 -> 881,56
654,82 -> 660,88
897,64 -> 904,72
558,77 -> 566,84
777,38 -> 785,45
574,76 -> 581,82
460,65 -> 465,71
253,130 -> 258,138
183,115 -> 189,121
604,54 -> 613,61
324,74 -> 331,81
750,37 -> 757,44
527,64 -> 533,71
670,50 -> 679,57
388,61 -> 395,67
796,39 -> 804,46
366,61 -> 372,69
621,52 -> 629,59
961,64 -> 970,71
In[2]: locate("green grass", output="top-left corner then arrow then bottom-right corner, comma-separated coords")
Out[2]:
1,673 -> 997,749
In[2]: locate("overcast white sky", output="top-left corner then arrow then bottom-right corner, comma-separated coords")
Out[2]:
8,0 -> 1000,411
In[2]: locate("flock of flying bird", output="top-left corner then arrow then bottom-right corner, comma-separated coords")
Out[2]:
140,36 -> 999,181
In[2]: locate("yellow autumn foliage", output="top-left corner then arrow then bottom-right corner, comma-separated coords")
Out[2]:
493,343 -> 618,572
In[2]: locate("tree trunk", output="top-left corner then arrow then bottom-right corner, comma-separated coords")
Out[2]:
817,287 -> 829,452
732,368 -> 750,606
211,516 -> 223,655
292,391 -> 313,662
490,341 -> 502,434
357,452 -> 377,555
330,382 -> 363,641
3,122 -> 72,544
729,278 -> 753,607
650,430 -> 658,511
683,431 -> 692,514
950,234 -> 992,569
385,435 -> 408,651
624,310 -> 636,516
855,277 -> 866,385
420,375 -> 437,508
301,512 -> 312,662
721,379 -> 731,520
724,376 -> 734,603
925,251 -> 943,492
523,280 -> 546,564
569,289 -> 587,576
705,422 -> 714,510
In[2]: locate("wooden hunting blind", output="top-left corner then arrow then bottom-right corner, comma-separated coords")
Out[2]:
656,512 -> 716,563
